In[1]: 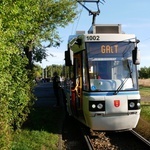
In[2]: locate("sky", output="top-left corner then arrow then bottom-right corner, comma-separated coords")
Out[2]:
39,0 -> 150,68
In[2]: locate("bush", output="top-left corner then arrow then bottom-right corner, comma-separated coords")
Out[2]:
0,49 -> 35,149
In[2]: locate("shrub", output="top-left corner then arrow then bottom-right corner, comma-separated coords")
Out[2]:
0,49 -> 35,149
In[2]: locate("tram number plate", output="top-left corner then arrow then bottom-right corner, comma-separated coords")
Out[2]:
86,35 -> 100,41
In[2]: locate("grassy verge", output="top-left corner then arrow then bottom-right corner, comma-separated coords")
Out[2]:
139,86 -> 150,123
11,107 -> 65,150
140,86 -> 150,122
140,86 -> 150,97
141,104 -> 150,122
135,86 -> 150,141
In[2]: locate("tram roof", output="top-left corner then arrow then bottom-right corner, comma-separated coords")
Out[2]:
68,24 -> 137,53
68,34 -> 136,53
68,34 -> 136,44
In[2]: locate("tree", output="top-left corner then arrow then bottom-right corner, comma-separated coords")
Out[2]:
0,0 -> 77,149
46,65 -> 63,78
33,64 -> 43,79
139,67 -> 150,79
1,0 -> 77,69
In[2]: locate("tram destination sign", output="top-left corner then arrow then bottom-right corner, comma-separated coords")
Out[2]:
87,42 -> 134,57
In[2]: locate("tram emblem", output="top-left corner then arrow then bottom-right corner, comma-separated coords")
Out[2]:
114,100 -> 120,107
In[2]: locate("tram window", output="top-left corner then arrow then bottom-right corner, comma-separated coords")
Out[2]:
82,51 -> 89,91
88,61 -> 111,79
98,61 -> 111,79
87,42 -> 138,91
113,60 -> 131,79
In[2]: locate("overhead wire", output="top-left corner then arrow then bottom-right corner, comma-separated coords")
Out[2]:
71,0 -> 104,34
71,2 -> 84,35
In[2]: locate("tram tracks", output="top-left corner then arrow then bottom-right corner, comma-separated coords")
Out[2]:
131,130 -> 150,147
82,128 -> 150,150
62,116 -> 150,149
83,134 -> 94,150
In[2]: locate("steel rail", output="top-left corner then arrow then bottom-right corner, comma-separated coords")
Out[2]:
131,130 -> 150,147
84,134 -> 95,150
81,127 -> 95,150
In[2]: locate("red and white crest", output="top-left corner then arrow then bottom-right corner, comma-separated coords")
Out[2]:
114,100 -> 120,107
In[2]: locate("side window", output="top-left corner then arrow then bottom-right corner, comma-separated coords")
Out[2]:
82,51 -> 89,91
74,54 -> 81,90
74,57 -> 81,79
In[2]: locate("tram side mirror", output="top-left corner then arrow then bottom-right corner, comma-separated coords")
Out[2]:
132,47 -> 140,65
65,49 -> 73,66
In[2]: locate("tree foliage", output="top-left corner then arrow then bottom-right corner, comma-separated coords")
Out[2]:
139,67 -> 150,79
1,0 -> 77,67
0,0 -> 77,149
46,65 -> 63,78
33,64 -> 43,79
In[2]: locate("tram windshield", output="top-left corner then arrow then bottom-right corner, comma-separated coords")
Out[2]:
86,42 -> 138,92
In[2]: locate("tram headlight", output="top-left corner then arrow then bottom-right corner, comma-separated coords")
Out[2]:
97,103 -> 103,109
129,102 -> 135,108
128,99 -> 140,110
137,102 -> 140,107
92,104 -> 96,109
89,101 -> 105,112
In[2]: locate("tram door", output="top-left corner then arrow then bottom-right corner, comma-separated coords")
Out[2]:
71,53 -> 83,117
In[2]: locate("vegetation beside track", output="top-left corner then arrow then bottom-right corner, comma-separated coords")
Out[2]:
136,101 -> 150,142
0,1 -> 77,149
135,81 -> 150,142
12,107 -> 65,149
135,117 -> 150,142
139,80 -> 150,124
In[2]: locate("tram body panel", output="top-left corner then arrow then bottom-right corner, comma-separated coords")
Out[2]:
65,90 -> 72,116
64,84 -> 75,116
82,92 -> 140,130
86,113 -> 140,131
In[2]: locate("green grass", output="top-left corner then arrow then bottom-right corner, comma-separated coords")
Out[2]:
139,86 -> 150,123
12,130 -> 58,150
139,86 -> 150,97
11,107 -> 65,150
141,105 -> 150,123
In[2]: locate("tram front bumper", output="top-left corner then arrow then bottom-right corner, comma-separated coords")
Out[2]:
85,111 -> 140,131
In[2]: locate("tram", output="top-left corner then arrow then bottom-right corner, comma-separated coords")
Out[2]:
64,24 -> 141,131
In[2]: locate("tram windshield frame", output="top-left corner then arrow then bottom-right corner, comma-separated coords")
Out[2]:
85,42 -> 138,92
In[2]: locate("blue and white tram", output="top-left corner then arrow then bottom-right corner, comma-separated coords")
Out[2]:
64,24 -> 141,131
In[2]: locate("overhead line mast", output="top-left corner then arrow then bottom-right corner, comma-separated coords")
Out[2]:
77,0 -> 105,25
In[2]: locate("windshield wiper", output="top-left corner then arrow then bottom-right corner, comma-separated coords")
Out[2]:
113,76 -> 129,95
